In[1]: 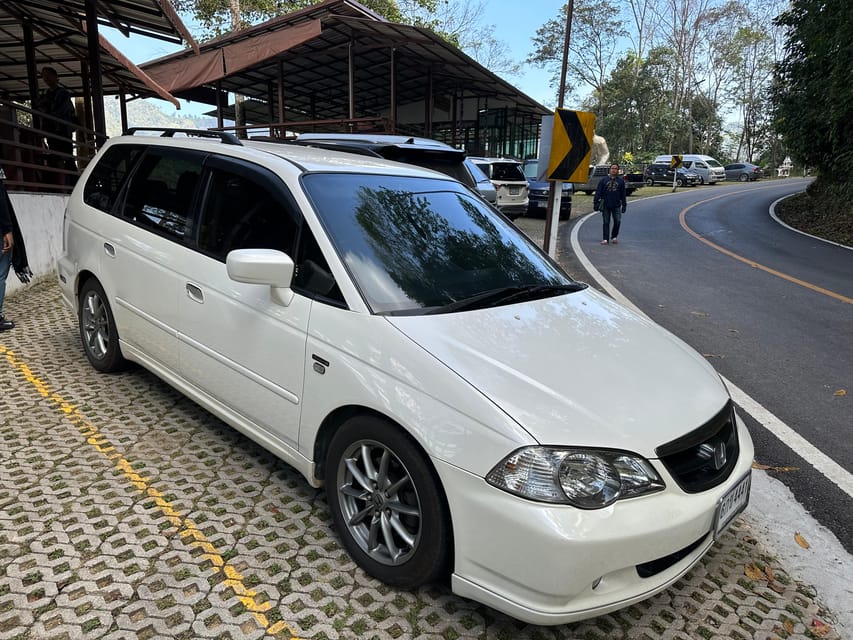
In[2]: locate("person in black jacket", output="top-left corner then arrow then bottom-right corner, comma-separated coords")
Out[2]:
0,171 -> 33,331
593,163 -> 627,245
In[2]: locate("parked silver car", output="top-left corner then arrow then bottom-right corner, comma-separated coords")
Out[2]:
724,162 -> 763,182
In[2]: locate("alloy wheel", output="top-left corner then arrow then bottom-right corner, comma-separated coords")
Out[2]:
336,439 -> 422,566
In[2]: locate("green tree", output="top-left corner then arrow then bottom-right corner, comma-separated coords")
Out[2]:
772,0 -> 853,178
591,47 -> 679,161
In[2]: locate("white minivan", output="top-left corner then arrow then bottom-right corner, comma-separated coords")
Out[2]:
57,128 -> 752,626
654,154 -> 726,184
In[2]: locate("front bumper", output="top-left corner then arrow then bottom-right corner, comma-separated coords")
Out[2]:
435,417 -> 754,625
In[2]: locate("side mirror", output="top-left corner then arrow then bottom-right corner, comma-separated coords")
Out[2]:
226,249 -> 295,306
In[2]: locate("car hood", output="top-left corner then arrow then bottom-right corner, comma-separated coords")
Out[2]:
387,288 -> 728,457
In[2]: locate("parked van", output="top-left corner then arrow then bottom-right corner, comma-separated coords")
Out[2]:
56,127 -> 752,627
654,154 -> 726,184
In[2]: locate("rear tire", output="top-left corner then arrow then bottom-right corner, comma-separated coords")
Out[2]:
325,416 -> 451,588
78,279 -> 126,372
739,174 -> 749,182
645,178 -> 654,186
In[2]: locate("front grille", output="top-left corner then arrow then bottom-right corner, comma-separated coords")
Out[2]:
636,533 -> 709,578
656,401 -> 739,493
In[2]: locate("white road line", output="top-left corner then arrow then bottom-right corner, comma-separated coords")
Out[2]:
569,212 -> 853,499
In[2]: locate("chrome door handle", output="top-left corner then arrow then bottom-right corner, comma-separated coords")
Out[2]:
103,242 -> 116,258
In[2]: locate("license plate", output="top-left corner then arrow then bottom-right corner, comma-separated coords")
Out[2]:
535,200 -> 546,208
714,471 -> 751,538
509,187 -> 520,195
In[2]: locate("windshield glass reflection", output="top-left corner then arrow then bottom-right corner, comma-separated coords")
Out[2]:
302,174 -> 576,315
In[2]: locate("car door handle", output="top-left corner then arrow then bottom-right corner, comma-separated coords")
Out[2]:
103,242 -> 116,258
186,283 -> 204,303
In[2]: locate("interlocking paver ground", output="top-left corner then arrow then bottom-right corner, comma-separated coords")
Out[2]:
0,278 -> 844,639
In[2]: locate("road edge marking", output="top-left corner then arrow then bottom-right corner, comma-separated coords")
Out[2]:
569,212 -> 853,499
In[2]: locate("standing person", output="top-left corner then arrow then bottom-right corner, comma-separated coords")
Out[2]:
37,66 -> 77,181
0,169 -> 33,331
0,174 -> 16,331
593,163 -> 627,245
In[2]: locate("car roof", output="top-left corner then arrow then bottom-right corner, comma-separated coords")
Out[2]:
104,131 -> 453,180
297,133 -> 461,152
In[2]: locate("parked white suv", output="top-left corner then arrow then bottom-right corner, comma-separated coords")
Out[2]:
469,156 -> 529,219
57,128 -> 752,626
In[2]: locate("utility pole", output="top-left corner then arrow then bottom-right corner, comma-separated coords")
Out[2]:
542,0 -> 574,256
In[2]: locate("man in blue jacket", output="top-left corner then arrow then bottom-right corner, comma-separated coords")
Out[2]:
593,163 -> 627,245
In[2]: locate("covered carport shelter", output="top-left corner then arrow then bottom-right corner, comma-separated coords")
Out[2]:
141,0 -> 549,158
0,0 -> 195,135
0,0 -> 194,190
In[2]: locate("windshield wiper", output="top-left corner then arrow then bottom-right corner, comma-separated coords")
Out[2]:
425,282 -> 586,314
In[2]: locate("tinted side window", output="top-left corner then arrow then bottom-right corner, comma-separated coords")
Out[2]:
197,167 -> 298,261
122,148 -> 204,240
83,145 -> 144,214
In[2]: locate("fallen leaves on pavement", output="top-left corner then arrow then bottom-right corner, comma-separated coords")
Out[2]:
752,461 -> 799,472
795,532 -> 811,549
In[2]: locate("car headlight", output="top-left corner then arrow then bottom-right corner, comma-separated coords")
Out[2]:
486,447 -> 665,508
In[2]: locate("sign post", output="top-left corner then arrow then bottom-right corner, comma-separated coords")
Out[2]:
541,108 -> 595,257
670,154 -> 683,192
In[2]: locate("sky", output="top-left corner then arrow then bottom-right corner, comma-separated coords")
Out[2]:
101,0 -> 567,117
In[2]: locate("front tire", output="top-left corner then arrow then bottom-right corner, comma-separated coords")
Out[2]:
325,416 -> 451,588
645,178 -> 654,186
739,173 -> 749,182
79,279 -> 126,372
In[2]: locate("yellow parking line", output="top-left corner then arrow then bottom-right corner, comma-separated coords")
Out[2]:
1,344 -> 301,639
678,192 -> 853,305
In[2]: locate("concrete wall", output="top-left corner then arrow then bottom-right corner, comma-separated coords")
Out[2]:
6,192 -> 67,298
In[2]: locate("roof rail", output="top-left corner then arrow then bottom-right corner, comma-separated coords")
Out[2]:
123,127 -> 243,146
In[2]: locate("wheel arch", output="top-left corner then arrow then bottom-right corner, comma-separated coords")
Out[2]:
314,404 -> 456,575
313,405 -> 441,491
75,269 -> 99,300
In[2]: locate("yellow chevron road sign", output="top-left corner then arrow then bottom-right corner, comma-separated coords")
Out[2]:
547,109 -> 595,182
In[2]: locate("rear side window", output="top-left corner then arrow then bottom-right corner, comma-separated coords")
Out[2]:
122,149 -> 205,240
83,144 -> 144,213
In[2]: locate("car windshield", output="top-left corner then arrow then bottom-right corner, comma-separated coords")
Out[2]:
522,160 -> 539,180
706,159 -> 723,168
301,173 -> 581,315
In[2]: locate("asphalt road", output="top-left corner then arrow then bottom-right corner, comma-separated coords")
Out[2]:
556,178 -> 852,556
